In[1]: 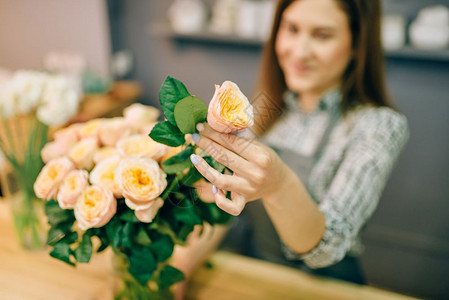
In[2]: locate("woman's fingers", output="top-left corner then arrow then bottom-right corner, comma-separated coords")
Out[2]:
193,134 -> 255,178
192,179 -> 215,203
190,154 -> 252,195
214,188 -> 246,216
196,123 -> 264,163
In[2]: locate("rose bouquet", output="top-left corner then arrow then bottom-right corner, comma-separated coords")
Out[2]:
35,76 -> 254,298
0,70 -> 81,249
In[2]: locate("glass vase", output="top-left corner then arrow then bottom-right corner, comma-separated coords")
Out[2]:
0,114 -> 48,250
111,253 -> 174,300
1,167 -> 47,250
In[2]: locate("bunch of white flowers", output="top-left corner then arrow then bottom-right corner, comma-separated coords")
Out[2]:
0,70 -> 81,126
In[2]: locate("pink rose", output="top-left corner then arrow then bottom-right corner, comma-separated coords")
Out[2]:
123,103 -> 160,131
74,185 -> 117,230
207,81 -> 254,133
115,157 -> 167,209
34,157 -> 75,200
98,117 -> 133,146
41,141 -> 71,163
56,169 -> 89,209
133,198 -> 164,223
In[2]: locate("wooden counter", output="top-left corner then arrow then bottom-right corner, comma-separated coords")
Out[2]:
0,202 -> 416,300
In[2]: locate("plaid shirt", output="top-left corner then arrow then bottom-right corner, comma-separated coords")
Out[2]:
261,90 -> 409,268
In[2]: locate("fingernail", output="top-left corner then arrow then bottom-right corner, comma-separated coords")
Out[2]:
192,133 -> 200,143
212,185 -> 218,195
196,123 -> 204,132
190,154 -> 200,165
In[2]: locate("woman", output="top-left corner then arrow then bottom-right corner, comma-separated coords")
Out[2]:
174,0 -> 409,293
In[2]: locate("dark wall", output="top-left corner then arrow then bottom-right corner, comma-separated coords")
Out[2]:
108,0 -> 449,298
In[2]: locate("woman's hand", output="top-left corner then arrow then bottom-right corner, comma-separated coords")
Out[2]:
190,123 -> 288,216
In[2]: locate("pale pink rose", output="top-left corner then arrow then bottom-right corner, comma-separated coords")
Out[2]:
41,141 -> 69,163
89,156 -> 122,198
53,124 -> 80,144
123,103 -> 160,131
68,137 -> 99,170
34,157 -> 75,200
77,118 -> 103,140
132,198 -> 164,223
115,157 -> 167,207
207,81 -> 254,133
139,122 -> 157,135
74,185 -> 117,230
117,134 -> 169,161
56,169 -> 89,209
93,146 -> 122,164
98,117 -> 133,146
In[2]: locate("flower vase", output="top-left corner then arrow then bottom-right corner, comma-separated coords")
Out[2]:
111,253 -> 174,300
0,114 -> 48,250
1,167 -> 47,249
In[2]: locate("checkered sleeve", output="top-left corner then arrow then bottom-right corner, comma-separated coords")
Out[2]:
282,108 -> 409,268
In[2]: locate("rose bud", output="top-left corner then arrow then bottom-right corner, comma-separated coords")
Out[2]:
207,81 -> 254,133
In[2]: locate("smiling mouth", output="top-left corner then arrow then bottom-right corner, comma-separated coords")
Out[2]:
290,64 -> 313,75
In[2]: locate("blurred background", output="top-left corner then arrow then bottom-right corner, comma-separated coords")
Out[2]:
0,0 -> 448,298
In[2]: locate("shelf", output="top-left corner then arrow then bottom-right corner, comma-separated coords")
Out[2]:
385,46 -> 449,62
149,23 -> 449,62
148,22 -> 265,47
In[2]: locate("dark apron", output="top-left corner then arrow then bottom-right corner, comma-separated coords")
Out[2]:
220,111 -> 366,284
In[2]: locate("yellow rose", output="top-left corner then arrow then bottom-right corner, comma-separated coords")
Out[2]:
207,81 -> 254,133
34,157 -> 75,200
117,134 -> 168,161
115,157 -> 167,209
89,156 -> 122,198
74,185 -> 117,230
56,169 -> 89,209
68,137 -> 99,170
93,146 -> 122,164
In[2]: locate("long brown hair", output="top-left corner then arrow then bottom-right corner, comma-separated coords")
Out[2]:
253,0 -> 394,135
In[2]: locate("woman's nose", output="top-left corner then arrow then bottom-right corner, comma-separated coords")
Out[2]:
292,35 -> 313,59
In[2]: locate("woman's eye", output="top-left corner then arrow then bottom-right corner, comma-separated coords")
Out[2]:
314,32 -> 332,40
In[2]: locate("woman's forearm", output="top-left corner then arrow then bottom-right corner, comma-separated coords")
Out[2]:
262,167 -> 326,254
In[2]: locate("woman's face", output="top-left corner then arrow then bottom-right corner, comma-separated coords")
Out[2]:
275,0 -> 353,96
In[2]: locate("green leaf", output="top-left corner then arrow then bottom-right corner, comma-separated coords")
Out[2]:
74,234 -> 93,263
105,218 -> 122,250
149,121 -> 185,147
46,221 -> 75,246
60,231 -> 79,244
50,243 -> 74,266
121,222 -> 134,249
181,167 -> 203,186
128,246 -> 157,286
157,265 -> 185,291
45,200 -> 75,226
173,200 -> 203,226
135,227 -> 152,247
162,146 -> 194,174
149,234 -> 174,262
159,76 -> 190,126
204,156 -> 226,173
118,209 -> 140,223
174,96 -> 207,134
